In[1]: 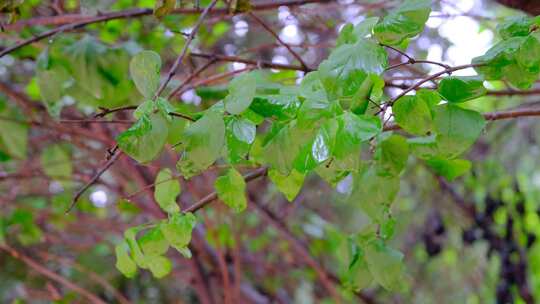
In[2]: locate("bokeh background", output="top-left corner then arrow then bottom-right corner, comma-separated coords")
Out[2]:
1,0 -> 540,303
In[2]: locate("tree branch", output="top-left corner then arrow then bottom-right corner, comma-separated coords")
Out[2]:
248,12 -> 309,70
387,63 -> 479,106
154,0 -> 219,98
190,52 -> 311,71
383,107 -> 540,131
0,244 -> 107,304
183,167 -> 268,213
3,0 -> 330,31
67,148 -> 122,213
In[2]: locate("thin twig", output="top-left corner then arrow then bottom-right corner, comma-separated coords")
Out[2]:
191,52 -> 311,72
249,198 -> 377,304
382,43 -> 450,71
183,167 -> 268,213
387,63 -> 479,106
169,112 -> 196,121
168,58 -> 217,99
3,0 -> 328,31
0,245 -> 107,304
0,8 -> 151,58
154,0 -> 219,98
67,148 -> 122,213
248,12 -> 309,70
94,106 -> 138,118
383,107 -> 540,131
38,251 -> 132,304
175,66 -> 254,96
59,119 -> 134,124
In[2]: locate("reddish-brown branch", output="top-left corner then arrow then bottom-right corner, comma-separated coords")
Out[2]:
155,0 -> 219,98
249,198 -> 378,304
94,106 -> 138,118
59,119 -> 134,124
0,245 -> 107,304
175,66 -> 254,97
248,12 -> 309,70
168,59 -> 217,99
386,82 -> 540,97
38,251 -> 132,304
483,108 -> 540,121
184,167 -> 268,213
3,0 -> 330,31
190,52 -> 311,72
0,8 -> 150,58
383,107 -> 540,131
388,64 -> 479,106
67,148 -> 123,213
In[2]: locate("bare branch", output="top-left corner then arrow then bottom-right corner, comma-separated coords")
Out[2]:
154,0 -> 219,98
67,148 -> 122,213
0,245 -> 107,304
248,12 -> 309,70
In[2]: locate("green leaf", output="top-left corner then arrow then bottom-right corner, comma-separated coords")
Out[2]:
318,40 -> 388,102
392,95 -> 433,135
434,104 -> 485,158
515,35 -> 540,72
133,100 -> 154,119
64,36 -> 107,100
154,0 -> 176,18
0,108 -> 27,159
215,168 -> 247,213
139,227 -> 169,257
407,135 -> 439,159
176,110 -> 225,178
115,242 -> 138,278
334,112 -> 381,158
35,49 -> 72,117
268,169 -> 305,202
134,97 -> 175,122
365,240 -> 406,291
297,93 -> 341,129
262,120 -> 313,175
146,255 -> 172,278
226,117 -> 256,163
438,76 -> 486,103
375,134 -> 409,177
117,112 -> 168,163
224,72 -> 257,115
297,72 -> 341,128
336,23 -> 355,47
426,157 -> 471,181
130,50 -> 162,99
343,242 -> 373,291
497,16 -> 534,40
349,166 -> 400,221
293,119 -> 338,173
472,36 -> 540,89
336,17 -> 379,46
373,0 -> 431,45
416,89 -> 441,116
316,153 -> 360,186
154,169 -> 180,214
124,226 -> 148,268
250,93 -> 301,121
160,212 -> 197,257
380,217 -> 397,240
35,36 -> 136,113
40,144 -> 72,180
